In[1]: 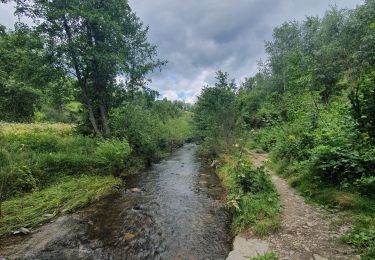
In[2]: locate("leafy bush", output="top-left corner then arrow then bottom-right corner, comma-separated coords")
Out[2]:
344,228 -> 375,260
308,103 -> 375,187
355,176 -> 375,197
250,252 -> 278,260
232,160 -> 274,193
111,102 -> 193,160
95,139 -> 131,175
111,103 -> 163,159
218,155 -> 281,235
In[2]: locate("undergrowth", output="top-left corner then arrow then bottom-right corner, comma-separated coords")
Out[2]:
217,153 -> 281,236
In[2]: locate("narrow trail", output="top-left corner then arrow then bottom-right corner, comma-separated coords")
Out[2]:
228,152 -> 358,260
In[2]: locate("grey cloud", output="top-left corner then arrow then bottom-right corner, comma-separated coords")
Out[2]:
1,0 -> 363,102
128,0 -> 361,100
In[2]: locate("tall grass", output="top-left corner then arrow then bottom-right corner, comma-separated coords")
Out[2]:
0,123 -> 131,199
217,153 -> 281,236
0,175 -> 120,237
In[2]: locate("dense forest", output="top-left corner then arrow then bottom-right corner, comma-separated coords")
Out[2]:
0,0 -> 374,259
194,1 -> 375,258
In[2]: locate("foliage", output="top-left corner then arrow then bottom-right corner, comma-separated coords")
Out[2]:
14,0 -> 165,135
194,71 -> 237,156
95,139 -> 131,175
217,154 -> 281,236
233,161 -> 274,194
0,27 -> 58,122
0,123 -> 130,199
193,1 -> 375,256
111,100 -> 193,161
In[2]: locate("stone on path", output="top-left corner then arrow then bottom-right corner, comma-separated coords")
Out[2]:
226,236 -> 269,260
312,253 -> 328,260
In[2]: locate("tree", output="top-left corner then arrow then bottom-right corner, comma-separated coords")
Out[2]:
0,25 -> 60,122
15,0 -> 165,136
194,71 -> 237,155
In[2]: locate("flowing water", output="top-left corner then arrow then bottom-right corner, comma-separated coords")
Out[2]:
2,144 -> 232,259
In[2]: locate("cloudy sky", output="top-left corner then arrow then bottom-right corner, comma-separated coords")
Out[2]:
1,0 -> 362,103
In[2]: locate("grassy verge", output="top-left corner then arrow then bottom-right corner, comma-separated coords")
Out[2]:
216,153 -> 281,236
0,123 -> 130,238
0,123 -> 131,200
0,175 -> 120,237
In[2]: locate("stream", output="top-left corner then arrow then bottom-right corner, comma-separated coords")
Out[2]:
2,143 -> 232,259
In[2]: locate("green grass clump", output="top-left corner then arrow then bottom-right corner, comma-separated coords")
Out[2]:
218,155 -> 281,236
0,175 -> 120,237
250,252 -> 278,260
0,123 -> 131,199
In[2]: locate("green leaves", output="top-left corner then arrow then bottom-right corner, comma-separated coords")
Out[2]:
194,71 -> 237,156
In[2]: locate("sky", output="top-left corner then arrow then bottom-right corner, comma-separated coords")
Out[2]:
0,0 -> 363,103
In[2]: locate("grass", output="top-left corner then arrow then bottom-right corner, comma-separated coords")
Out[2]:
0,175 -> 120,237
217,153 -> 281,236
0,122 -> 74,136
0,123 -> 130,239
0,123 -> 131,199
250,252 -> 278,260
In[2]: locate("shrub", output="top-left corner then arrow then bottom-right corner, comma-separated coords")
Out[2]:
232,160 -> 274,194
95,139 -> 131,175
111,103 -> 162,159
220,155 -> 281,235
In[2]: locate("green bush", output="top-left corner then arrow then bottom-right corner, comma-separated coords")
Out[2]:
95,139 -> 131,175
344,228 -> 375,260
232,160 -> 274,194
219,155 -> 281,235
111,102 -> 193,160
111,103 -> 162,159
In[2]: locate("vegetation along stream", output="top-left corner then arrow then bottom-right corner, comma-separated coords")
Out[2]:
1,143 -> 232,259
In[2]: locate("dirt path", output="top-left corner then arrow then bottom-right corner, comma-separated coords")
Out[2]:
228,153 -> 359,260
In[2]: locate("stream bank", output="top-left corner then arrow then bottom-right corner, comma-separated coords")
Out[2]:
0,143 -> 232,259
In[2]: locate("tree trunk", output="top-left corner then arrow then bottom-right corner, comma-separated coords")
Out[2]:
79,79 -> 101,136
63,16 -> 101,136
99,103 -> 111,137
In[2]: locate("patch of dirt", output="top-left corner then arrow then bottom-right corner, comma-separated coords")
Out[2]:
248,152 -> 358,260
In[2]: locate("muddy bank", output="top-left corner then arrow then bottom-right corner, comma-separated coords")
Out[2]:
0,144 -> 232,259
